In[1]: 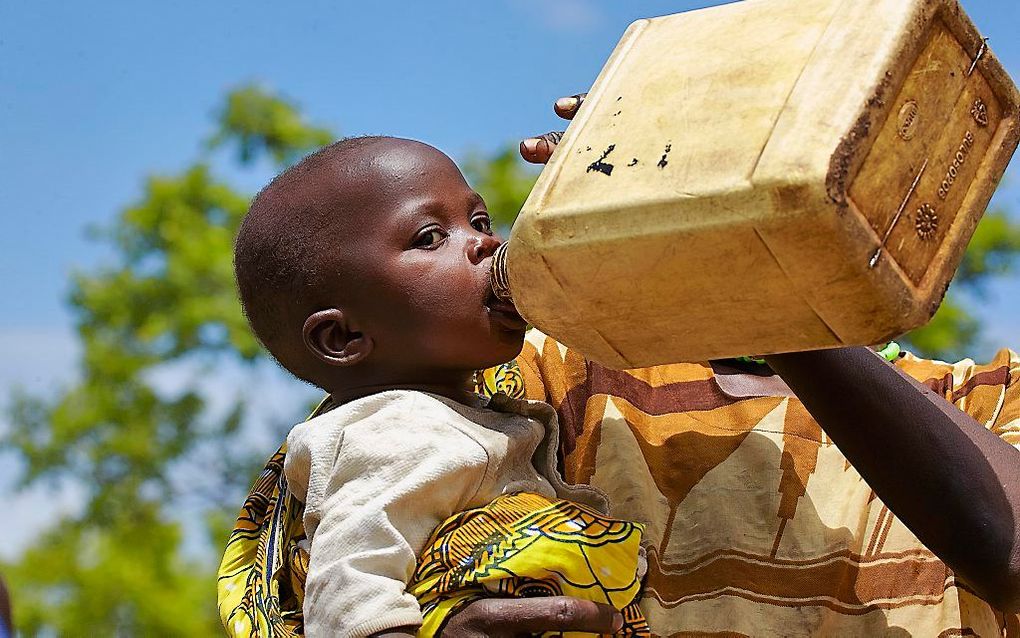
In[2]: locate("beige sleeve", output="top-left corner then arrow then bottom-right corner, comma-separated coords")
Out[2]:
298,393 -> 490,638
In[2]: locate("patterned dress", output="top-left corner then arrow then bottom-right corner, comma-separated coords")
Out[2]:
217,330 -> 1020,636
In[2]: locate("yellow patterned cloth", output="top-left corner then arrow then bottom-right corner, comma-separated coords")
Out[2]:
411,491 -> 647,637
217,443 -> 309,637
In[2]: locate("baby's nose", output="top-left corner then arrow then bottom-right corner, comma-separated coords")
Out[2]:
468,234 -> 501,264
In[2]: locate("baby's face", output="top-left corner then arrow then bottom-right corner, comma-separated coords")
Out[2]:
328,140 -> 528,378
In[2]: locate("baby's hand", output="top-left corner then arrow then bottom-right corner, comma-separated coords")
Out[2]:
520,93 -> 587,164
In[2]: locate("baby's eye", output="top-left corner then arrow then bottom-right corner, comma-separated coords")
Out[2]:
472,214 -> 493,235
412,227 -> 447,249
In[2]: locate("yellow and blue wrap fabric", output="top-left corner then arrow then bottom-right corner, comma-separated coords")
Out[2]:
412,491 -> 647,636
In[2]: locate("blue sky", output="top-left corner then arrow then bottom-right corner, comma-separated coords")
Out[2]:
1,0 -> 1019,553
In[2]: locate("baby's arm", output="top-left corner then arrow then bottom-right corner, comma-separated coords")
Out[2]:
296,394 -> 490,637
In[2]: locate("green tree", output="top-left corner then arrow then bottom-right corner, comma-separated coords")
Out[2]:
1,85 -> 335,635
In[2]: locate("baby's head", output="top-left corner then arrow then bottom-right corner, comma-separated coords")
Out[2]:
234,136 -> 528,397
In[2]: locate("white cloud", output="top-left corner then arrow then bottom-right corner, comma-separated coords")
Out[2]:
509,0 -> 605,32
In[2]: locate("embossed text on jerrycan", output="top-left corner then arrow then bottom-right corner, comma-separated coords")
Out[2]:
492,0 -> 1020,368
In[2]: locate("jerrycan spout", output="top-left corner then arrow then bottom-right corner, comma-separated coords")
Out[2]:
490,242 -> 514,304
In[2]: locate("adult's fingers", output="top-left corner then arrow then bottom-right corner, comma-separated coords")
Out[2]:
443,597 -> 623,636
519,92 -> 588,164
520,131 -> 564,164
554,92 -> 588,120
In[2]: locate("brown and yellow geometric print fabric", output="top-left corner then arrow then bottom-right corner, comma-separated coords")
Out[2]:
409,491 -> 649,637
513,331 -> 1020,637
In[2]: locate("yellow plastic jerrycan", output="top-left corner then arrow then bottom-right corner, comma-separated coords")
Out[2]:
492,0 -> 1020,368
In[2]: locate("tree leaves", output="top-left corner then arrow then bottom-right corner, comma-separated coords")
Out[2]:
207,85 -> 335,167
2,86 -> 332,634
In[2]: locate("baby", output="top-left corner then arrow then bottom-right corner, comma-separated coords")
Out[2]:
233,136 -> 646,637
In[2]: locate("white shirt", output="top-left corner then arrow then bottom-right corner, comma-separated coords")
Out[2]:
284,390 -> 607,638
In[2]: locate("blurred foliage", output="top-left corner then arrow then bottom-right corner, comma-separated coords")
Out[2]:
905,206 -> 1020,360
1,80 -> 1017,633
0,84 -> 536,635
463,146 -> 539,231
5,506 -> 218,636
208,85 -> 335,166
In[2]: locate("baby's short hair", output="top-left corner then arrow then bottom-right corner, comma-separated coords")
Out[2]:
234,135 -> 387,378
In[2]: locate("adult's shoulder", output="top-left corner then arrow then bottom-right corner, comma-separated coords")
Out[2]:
896,346 -> 1020,437
895,347 -> 1019,394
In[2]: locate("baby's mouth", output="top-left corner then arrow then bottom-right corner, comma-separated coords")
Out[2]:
485,293 -> 519,315
484,287 -> 527,329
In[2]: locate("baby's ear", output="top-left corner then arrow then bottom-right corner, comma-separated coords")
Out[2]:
302,309 -> 373,367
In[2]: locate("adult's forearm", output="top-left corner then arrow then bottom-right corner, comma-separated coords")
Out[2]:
764,346 -> 1020,610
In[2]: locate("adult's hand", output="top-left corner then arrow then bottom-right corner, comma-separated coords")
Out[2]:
520,93 -> 587,164
441,596 -> 623,637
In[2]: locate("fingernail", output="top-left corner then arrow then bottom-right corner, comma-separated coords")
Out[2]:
521,138 -> 539,155
612,612 -> 624,633
555,96 -> 578,112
